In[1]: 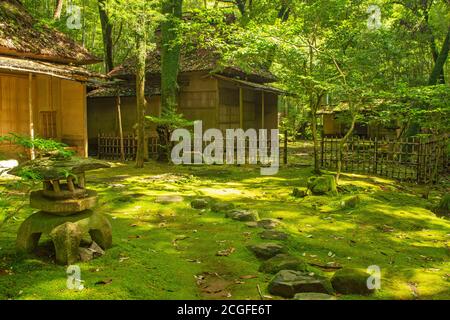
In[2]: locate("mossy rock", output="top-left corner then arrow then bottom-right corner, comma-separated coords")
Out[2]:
259,254 -> 308,274
331,268 -> 373,295
435,193 -> 450,217
191,199 -> 209,209
341,195 -> 361,209
268,270 -> 334,298
292,187 -> 308,198
307,175 -> 338,196
211,202 -> 235,212
248,243 -> 285,260
226,209 -> 259,222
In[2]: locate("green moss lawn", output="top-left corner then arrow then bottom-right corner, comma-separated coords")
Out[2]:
1,152 -> 449,300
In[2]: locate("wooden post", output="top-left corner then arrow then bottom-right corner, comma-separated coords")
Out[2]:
261,91 -> 265,129
28,73 -> 35,160
67,177 -> 75,192
239,87 -> 244,128
284,130 -> 288,165
116,95 -> 125,161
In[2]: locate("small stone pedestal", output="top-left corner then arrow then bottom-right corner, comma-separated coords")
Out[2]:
11,158 -> 112,265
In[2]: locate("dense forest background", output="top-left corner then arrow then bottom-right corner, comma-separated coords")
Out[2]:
21,0 -> 450,159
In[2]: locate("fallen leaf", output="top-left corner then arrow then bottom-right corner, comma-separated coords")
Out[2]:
239,275 -> 257,280
217,247 -> 235,257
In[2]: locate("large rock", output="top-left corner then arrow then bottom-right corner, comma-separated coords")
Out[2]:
341,195 -> 361,209
211,202 -> 235,212
226,210 -> 259,222
259,254 -> 307,274
16,210 -> 112,265
30,190 -> 98,216
307,175 -> 338,195
248,243 -> 285,260
259,230 -> 289,240
268,270 -> 333,298
331,268 -> 373,295
191,199 -> 209,209
294,293 -> 337,300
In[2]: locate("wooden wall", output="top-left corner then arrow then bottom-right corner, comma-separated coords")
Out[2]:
0,71 -> 88,159
86,72 -> 280,153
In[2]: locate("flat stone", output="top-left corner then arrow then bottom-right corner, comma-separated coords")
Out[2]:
30,190 -> 98,215
257,219 -> 281,229
211,202 -> 235,212
191,199 -> 209,209
294,293 -> 337,300
155,195 -> 184,204
259,230 -> 289,240
245,222 -> 259,228
79,247 -> 94,262
226,210 -> 259,222
268,270 -> 333,298
248,243 -> 285,260
259,254 -> 307,274
331,268 -> 373,295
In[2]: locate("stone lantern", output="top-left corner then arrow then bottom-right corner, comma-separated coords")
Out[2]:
10,158 -> 112,265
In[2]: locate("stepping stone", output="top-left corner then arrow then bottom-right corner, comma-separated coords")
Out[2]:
294,293 -> 337,300
211,202 -> 235,212
259,230 -> 288,240
257,219 -> 281,229
259,254 -> 307,274
191,199 -> 209,209
245,222 -> 259,228
248,243 -> 285,260
155,195 -> 184,204
226,210 -> 259,222
268,270 -> 333,298
331,268 -> 374,295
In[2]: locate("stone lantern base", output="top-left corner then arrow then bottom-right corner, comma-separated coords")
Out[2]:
16,210 -> 112,265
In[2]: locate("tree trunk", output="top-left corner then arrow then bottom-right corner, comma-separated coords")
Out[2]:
158,0 -> 183,162
135,20 -> 147,169
116,95 -> 125,162
311,106 -> 320,174
429,27 -> 450,85
98,0 -> 114,73
53,0 -> 64,20
336,113 -> 357,183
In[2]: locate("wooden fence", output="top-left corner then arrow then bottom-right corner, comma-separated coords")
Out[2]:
98,133 -> 286,164
98,134 -> 158,161
320,135 -> 449,184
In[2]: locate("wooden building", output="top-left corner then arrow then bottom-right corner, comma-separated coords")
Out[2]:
0,0 -> 101,159
87,47 -> 284,155
319,104 -> 399,139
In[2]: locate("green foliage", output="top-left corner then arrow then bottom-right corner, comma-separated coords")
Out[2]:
0,133 -> 74,159
146,112 -> 194,132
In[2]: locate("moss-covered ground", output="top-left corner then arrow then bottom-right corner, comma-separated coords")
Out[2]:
0,144 -> 449,300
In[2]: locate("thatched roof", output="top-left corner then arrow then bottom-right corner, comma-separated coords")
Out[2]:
0,56 -> 105,82
88,81 -> 160,98
0,0 -> 100,65
109,46 -> 277,84
87,74 -> 285,99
